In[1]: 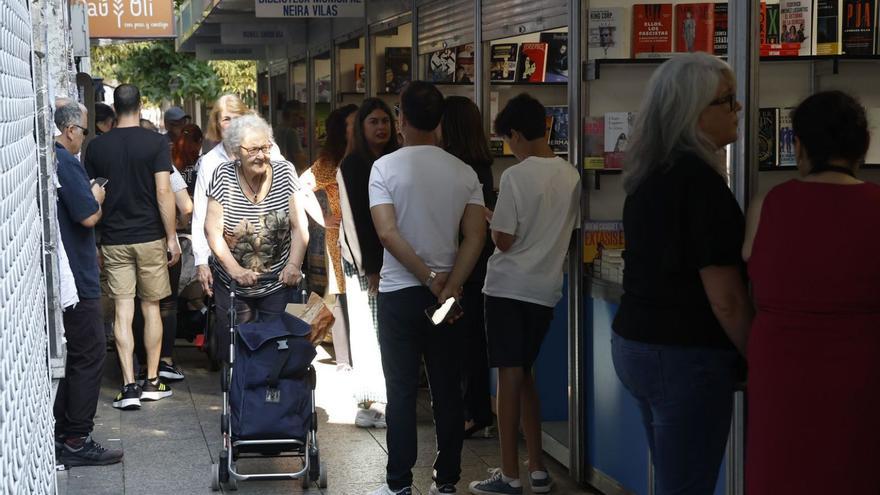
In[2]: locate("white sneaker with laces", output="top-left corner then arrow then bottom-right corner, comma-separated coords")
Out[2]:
355,407 -> 387,428
369,484 -> 412,495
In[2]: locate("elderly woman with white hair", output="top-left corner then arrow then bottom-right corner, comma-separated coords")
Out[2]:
611,52 -> 753,494
205,114 -> 309,360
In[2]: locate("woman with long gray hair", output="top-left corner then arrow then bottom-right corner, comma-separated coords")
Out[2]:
611,52 -> 753,494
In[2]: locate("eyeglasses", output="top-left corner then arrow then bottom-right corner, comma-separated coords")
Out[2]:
709,94 -> 738,112
72,124 -> 89,136
240,145 -> 272,157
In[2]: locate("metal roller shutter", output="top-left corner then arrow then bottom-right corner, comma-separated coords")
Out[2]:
481,0 -> 568,42
417,0 -> 474,55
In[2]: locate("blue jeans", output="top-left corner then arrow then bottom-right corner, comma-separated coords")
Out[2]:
612,335 -> 738,495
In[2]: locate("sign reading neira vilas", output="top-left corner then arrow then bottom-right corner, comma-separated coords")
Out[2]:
255,0 -> 365,18
86,0 -> 174,38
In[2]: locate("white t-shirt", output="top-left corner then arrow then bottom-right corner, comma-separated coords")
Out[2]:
369,145 -> 484,293
484,156 -> 581,307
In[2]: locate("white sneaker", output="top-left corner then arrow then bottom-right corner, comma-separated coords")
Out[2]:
369,484 -> 412,495
355,407 -> 387,428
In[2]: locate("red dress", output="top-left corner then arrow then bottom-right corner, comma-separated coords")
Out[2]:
746,180 -> 880,494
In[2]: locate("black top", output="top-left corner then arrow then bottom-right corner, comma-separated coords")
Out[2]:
55,143 -> 101,300
340,152 -> 384,275
84,127 -> 172,246
612,153 -> 745,349
465,162 -> 496,287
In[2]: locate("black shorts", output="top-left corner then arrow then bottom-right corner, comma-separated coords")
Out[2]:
484,295 -> 554,369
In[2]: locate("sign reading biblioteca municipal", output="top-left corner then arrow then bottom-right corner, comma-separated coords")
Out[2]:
255,0 -> 364,18
86,0 -> 174,38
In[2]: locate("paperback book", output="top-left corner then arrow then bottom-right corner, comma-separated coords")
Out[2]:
583,221 -> 625,281
546,106 -> 569,155
842,0 -> 876,54
781,0 -> 814,55
814,0 -> 843,54
767,2 -> 782,43
384,47 -> 411,94
584,116 -> 605,169
541,32 -> 569,82
455,44 -> 475,83
589,8 -> 630,59
778,108 -> 796,167
489,43 -> 519,83
428,48 -> 456,83
518,43 -> 548,82
633,3 -> 674,58
759,107 -> 780,168
714,3 -> 729,55
675,3 -> 715,53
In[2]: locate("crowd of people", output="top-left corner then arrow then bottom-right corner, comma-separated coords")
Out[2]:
48,50 -> 880,495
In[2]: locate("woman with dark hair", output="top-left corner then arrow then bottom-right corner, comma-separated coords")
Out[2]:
440,96 -> 496,438
338,97 -> 399,428
300,104 -> 359,369
743,91 -> 880,494
172,123 -> 203,195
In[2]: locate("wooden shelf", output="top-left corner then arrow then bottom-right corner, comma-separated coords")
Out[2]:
592,54 -> 880,78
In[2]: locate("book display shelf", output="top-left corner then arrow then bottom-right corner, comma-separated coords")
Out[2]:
336,36 -> 367,105
484,27 -> 571,185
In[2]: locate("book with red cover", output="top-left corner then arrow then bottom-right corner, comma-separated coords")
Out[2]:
675,3 -> 715,53
518,43 -> 548,82
633,4 -> 674,58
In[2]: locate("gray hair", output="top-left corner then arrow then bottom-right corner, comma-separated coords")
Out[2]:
623,53 -> 732,195
54,100 -> 83,131
224,114 -> 274,158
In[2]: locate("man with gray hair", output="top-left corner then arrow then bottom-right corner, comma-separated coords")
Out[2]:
53,99 -> 123,466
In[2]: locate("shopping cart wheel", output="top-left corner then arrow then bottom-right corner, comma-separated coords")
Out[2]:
210,463 -> 220,491
226,476 -> 238,491
301,471 -> 310,489
218,450 -> 229,483
318,463 -> 328,488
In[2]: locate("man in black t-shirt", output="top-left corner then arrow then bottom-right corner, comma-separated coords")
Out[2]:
84,84 -> 181,411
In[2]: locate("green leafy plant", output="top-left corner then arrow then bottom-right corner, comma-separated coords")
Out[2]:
90,41 -> 256,107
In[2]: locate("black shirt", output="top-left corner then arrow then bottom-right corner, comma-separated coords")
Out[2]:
55,143 -> 101,299
340,152 -> 384,275
465,162 -> 496,287
612,154 -> 745,349
84,127 -> 172,246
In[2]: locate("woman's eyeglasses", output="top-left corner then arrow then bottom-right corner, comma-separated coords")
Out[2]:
240,145 -> 272,157
709,94 -> 737,112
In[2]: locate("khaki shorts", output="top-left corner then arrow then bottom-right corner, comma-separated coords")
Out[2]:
102,238 -> 171,301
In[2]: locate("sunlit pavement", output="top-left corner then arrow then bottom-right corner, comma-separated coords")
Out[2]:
56,344 -> 597,494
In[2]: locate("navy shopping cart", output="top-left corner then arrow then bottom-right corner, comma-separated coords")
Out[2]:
210,274 -> 327,491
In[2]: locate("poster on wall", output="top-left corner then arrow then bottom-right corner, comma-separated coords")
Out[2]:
256,0 -> 365,18
86,0 -> 175,38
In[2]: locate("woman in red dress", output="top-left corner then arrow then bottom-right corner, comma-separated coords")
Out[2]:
744,91 -> 880,493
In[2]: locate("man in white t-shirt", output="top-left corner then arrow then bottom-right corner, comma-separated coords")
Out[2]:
469,94 -> 581,495
368,81 -> 487,495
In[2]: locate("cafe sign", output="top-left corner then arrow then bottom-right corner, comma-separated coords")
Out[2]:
86,0 -> 175,38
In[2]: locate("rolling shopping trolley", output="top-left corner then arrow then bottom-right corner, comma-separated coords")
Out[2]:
210,274 -> 327,490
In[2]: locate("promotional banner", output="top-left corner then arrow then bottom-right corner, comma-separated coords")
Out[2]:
86,0 -> 174,38
255,0 -> 365,19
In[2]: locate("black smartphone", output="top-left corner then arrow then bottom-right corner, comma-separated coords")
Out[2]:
93,177 -> 109,187
425,297 -> 463,326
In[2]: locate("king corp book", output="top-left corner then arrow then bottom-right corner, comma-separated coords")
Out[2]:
633,4 -> 674,58
675,3 -> 715,53
781,0 -> 814,55
842,0 -> 877,54
588,7 -> 630,59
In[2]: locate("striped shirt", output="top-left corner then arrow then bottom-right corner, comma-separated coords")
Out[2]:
206,159 -> 302,298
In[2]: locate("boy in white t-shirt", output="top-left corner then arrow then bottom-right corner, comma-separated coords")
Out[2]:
469,94 -> 581,495
369,81 -> 487,495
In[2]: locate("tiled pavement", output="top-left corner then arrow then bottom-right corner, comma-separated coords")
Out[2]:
57,345 -> 599,495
